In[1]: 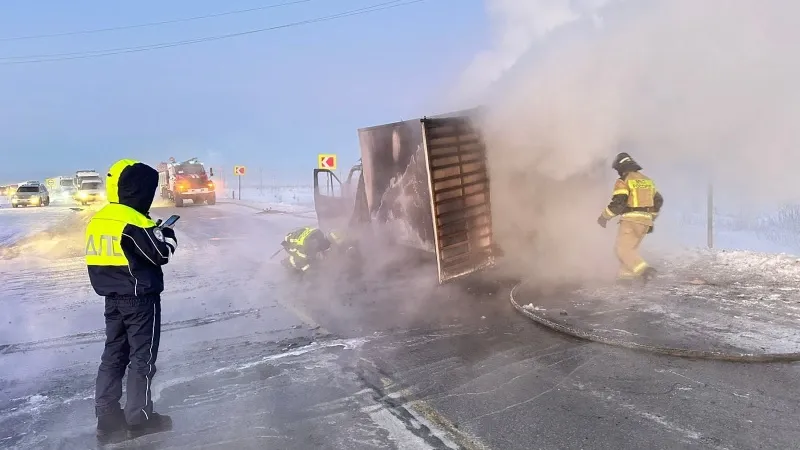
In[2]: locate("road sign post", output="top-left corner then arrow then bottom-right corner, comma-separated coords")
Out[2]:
233,165 -> 246,200
707,183 -> 714,249
318,154 -> 337,171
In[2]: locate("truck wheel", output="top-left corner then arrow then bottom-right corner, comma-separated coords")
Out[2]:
175,196 -> 184,207
206,193 -> 216,205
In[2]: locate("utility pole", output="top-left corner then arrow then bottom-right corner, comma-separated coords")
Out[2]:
707,183 -> 714,249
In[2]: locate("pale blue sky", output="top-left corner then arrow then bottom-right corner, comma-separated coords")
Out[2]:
0,0 -> 488,184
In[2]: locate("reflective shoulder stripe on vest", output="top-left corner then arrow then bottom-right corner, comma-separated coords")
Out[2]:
85,204 -> 155,267
294,227 -> 316,246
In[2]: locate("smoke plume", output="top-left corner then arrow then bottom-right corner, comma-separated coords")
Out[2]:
454,0 -> 800,283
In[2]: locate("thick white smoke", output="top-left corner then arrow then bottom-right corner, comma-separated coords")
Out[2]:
453,0 -> 800,282
457,0 -> 616,106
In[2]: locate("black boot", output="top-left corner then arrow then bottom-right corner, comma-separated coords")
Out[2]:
615,278 -> 635,287
96,408 -> 128,446
126,412 -> 173,440
641,267 -> 657,284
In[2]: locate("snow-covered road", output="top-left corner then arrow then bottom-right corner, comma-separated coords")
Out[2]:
0,202 -> 81,248
2,201 -> 800,449
0,202 -> 472,449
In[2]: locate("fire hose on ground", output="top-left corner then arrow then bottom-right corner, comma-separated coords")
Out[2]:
509,281 -> 800,363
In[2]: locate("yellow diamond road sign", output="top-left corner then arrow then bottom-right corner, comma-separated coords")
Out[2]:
318,154 -> 337,170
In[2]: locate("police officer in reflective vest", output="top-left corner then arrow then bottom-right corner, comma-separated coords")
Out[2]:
85,159 -> 177,444
597,152 -> 663,283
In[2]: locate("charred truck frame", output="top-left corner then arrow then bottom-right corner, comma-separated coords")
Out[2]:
313,108 -> 496,284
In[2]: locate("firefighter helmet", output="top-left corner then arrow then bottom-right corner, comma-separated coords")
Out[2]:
612,152 -> 642,174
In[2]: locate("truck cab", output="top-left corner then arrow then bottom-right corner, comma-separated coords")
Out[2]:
158,158 -> 216,207
75,179 -> 105,205
58,177 -> 76,200
313,111 -> 496,284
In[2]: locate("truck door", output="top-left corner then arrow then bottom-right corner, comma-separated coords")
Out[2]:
313,168 -> 361,231
421,116 -> 495,284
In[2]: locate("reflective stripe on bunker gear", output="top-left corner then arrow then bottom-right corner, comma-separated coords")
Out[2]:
288,255 -> 310,271
621,211 -> 654,220
85,204 -> 156,267
287,227 -> 315,245
288,248 -> 308,258
632,261 -> 649,274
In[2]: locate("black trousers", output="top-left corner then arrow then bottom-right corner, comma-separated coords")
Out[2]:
95,295 -> 161,426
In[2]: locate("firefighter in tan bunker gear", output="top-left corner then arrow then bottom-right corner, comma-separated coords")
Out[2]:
596,152 -> 663,283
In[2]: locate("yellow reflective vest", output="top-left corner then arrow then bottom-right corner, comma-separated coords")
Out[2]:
601,171 -> 661,226
85,203 -> 167,297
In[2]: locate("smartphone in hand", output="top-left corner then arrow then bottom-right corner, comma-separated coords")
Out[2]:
159,215 -> 180,229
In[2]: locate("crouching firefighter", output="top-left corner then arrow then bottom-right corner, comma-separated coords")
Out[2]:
85,159 -> 177,445
280,226 -> 359,277
280,226 -> 332,274
596,152 -> 664,284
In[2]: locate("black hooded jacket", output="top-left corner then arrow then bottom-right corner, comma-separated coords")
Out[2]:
86,160 -> 176,298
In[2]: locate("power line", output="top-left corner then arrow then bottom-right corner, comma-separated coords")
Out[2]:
0,0 -> 315,42
0,0 -> 408,61
0,0 -> 430,65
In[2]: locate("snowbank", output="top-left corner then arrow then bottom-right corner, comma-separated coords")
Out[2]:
0,208 -> 94,260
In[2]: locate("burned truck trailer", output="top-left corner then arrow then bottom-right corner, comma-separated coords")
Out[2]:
313,110 -> 496,284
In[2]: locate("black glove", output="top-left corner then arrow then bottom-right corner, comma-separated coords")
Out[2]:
648,224 -> 654,234
160,226 -> 178,254
597,215 -> 608,228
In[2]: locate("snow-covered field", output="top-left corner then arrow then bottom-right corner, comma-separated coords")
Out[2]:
0,199 -> 88,249
216,185 -> 314,214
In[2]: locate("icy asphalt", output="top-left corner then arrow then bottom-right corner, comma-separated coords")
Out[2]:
1,202 -> 799,449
